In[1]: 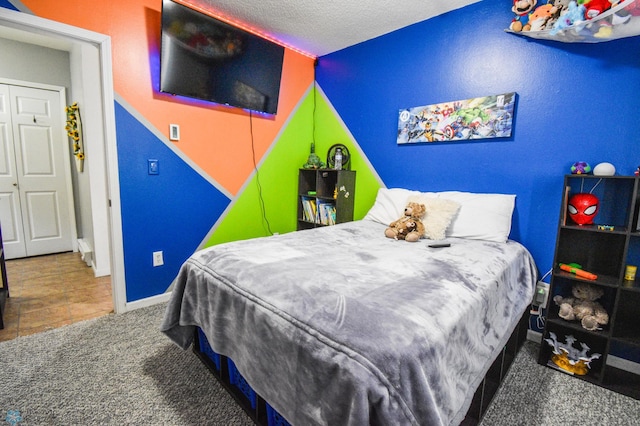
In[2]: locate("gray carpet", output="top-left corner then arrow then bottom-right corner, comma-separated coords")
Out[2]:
0,303 -> 638,426
480,341 -> 640,426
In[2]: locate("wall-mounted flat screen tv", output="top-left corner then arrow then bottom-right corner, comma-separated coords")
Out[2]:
160,0 -> 285,114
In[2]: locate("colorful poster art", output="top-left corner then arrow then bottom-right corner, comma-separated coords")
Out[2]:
397,93 -> 516,144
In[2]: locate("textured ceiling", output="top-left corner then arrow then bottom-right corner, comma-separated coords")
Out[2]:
191,0 -> 480,57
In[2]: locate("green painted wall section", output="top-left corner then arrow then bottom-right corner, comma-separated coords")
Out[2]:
206,84 -> 381,247
311,87 -> 381,221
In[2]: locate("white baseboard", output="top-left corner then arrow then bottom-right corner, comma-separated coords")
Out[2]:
124,291 -> 172,312
526,328 -> 640,375
93,266 -> 111,277
527,329 -> 542,343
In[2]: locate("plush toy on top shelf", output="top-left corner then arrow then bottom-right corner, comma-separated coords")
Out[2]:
583,0 -> 613,19
385,202 -> 426,242
527,3 -> 556,30
570,161 -> 592,174
510,0 -> 538,31
545,0 -> 574,29
550,1 -> 587,34
553,282 -> 609,331
517,0 -> 573,32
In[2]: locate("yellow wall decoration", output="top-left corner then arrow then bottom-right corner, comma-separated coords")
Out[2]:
65,102 -> 84,172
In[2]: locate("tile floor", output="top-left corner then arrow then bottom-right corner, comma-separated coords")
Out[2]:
0,251 -> 113,342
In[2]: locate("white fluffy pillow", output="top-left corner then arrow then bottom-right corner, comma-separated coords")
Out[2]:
438,191 -> 516,243
419,198 -> 461,240
363,188 -> 420,225
364,188 -> 516,243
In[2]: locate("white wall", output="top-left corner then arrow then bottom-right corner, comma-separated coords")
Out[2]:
0,37 -> 71,87
0,36 -> 96,263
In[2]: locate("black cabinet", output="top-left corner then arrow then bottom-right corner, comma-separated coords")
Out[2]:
538,175 -> 640,399
297,169 -> 355,230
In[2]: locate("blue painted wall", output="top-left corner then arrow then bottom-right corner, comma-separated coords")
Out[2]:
316,0 -> 640,278
0,0 -> 16,10
115,103 -> 230,301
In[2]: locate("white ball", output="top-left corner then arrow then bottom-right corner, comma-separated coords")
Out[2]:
593,162 -> 616,176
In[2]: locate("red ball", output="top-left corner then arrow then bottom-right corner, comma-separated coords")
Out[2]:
568,193 -> 599,225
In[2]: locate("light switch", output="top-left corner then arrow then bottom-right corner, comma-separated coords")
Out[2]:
169,124 -> 180,141
148,159 -> 159,175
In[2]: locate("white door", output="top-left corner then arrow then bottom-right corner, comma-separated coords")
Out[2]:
0,84 -> 73,259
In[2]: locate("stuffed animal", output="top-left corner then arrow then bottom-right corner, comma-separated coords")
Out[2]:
553,282 -> 609,331
526,3 -> 556,31
550,1 -> 586,34
510,0 -> 538,31
385,202 -> 426,242
526,0 -> 572,31
583,0 -> 613,19
542,0 -> 573,29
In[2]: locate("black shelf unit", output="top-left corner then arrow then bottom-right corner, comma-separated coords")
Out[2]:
297,169 -> 355,230
538,175 -> 640,399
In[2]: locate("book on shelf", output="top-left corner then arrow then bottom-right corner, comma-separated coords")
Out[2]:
317,200 -> 336,225
301,196 -> 318,223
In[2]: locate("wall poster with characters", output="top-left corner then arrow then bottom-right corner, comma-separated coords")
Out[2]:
397,92 -> 516,144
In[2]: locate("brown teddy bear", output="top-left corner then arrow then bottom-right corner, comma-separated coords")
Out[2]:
553,282 -> 609,331
384,202 -> 426,242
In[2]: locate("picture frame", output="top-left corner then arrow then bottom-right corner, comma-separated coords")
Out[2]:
397,92 -> 516,144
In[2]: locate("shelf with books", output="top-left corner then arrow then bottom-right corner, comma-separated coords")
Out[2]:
297,169 -> 355,230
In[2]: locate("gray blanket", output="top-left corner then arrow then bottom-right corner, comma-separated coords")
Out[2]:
161,220 -> 537,425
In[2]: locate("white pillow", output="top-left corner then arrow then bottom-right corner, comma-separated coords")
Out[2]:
420,198 -> 461,240
363,188 -> 420,225
437,191 -> 516,242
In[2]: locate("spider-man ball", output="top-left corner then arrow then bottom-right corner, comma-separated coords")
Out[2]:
568,193 -> 599,225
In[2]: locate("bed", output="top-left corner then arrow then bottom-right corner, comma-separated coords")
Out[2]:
161,188 -> 538,426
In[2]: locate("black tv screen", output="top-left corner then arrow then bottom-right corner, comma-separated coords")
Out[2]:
160,0 -> 285,114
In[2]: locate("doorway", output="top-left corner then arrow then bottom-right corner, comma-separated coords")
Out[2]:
0,8 -> 125,313
0,83 -> 76,259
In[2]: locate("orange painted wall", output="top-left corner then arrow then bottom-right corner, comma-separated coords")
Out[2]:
23,0 -> 315,195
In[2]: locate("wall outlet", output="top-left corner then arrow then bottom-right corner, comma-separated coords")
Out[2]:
533,281 -> 549,307
153,251 -> 164,267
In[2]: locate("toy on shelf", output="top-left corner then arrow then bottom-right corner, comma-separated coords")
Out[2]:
625,264 -> 637,281
302,143 -> 324,169
527,3 -> 555,31
509,0 -> 539,32
505,0 -> 640,43
550,1 -> 587,35
559,262 -> 598,280
592,162 -> 616,175
567,193 -> 599,225
553,281 -> 609,330
585,0 -> 614,19
570,161 -> 592,174
544,332 -> 601,375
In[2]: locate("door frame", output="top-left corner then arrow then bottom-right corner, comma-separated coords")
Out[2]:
0,80 -> 78,258
0,8 -> 126,313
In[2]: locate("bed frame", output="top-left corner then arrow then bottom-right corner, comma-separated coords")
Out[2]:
191,310 -> 530,426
